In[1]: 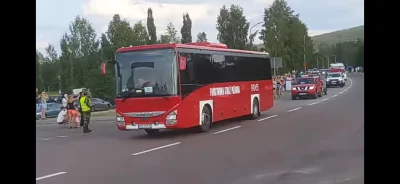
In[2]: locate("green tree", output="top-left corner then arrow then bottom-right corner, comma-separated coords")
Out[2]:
58,16 -> 99,92
260,0 -> 314,72
216,5 -> 249,49
180,13 -> 192,43
106,14 -> 135,50
147,8 -> 157,44
196,32 -> 207,42
160,22 -> 180,43
132,21 -> 149,46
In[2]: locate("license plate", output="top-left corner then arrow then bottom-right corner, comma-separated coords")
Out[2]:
138,124 -> 152,129
331,81 -> 336,83
299,93 -> 307,95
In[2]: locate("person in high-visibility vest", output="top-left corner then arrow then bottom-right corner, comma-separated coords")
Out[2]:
79,91 -> 92,133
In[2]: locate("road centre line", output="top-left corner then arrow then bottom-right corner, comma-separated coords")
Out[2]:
332,94 -> 338,97
257,115 -> 278,122
287,107 -> 302,112
131,142 -> 181,156
213,126 -> 242,135
307,102 -> 319,106
36,172 -> 67,181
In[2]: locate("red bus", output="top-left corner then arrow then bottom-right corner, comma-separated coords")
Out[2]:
101,42 -> 274,135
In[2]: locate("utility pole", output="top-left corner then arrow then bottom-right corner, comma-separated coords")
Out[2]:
332,54 -> 337,63
316,57 -> 319,69
303,34 -> 306,72
69,50 -> 73,90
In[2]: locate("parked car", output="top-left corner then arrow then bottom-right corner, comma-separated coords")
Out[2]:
47,95 -> 61,103
36,103 -> 62,119
74,98 -> 112,111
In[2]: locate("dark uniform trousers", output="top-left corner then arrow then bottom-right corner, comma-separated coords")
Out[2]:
82,111 -> 91,127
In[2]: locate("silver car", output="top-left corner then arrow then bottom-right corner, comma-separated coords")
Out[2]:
74,98 -> 112,111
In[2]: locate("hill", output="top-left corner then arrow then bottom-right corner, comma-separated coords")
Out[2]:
312,25 -> 364,46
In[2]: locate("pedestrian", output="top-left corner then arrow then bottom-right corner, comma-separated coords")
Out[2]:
80,91 -> 92,133
36,88 -> 41,109
62,94 -> 68,108
39,91 -> 49,119
78,92 -> 84,127
66,95 -> 79,129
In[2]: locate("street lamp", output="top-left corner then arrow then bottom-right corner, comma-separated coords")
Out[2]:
325,56 -> 330,67
249,21 -> 263,48
58,76 -> 61,94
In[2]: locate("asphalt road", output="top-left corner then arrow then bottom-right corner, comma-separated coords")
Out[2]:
36,75 -> 364,184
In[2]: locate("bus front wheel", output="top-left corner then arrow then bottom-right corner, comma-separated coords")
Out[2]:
250,98 -> 260,119
198,106 -> 212,132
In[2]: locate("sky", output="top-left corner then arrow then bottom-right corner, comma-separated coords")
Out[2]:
36,0 -> 364,54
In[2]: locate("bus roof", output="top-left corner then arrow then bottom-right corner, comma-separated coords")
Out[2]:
116,42 -> 269,56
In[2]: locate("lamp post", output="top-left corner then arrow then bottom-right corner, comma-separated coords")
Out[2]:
249,21 -> 263,48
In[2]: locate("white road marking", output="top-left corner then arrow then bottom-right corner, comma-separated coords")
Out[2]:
332,94 -> 338,97
213,126 -> 242,135
131,142 -> 181,156
252,171 -> 288,180
287,107 -> 302,112
36,172 -> 67,181
307,102 -> 319,106
293,167 -> 320,174
57,136 -> 67,138
339,92 -> 343,94
320,98 -> 329,101
37,138 -> 52,141
257,115 -> 278,122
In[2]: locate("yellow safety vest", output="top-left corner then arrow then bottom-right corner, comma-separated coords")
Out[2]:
80,96 -> 92,112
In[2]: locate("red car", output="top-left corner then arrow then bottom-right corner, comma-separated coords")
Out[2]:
291,77 -> 324,100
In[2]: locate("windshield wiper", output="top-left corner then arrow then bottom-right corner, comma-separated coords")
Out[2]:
152,94 -> 170,100
120,90 -> 140,102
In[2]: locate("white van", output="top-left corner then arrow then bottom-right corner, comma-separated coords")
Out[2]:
72,88 -> 87,96
330,63 -> 347,81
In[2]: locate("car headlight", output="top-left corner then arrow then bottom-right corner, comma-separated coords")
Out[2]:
292,87 -> 296,90
309,86 -> 315,89
166,110 -> 177,125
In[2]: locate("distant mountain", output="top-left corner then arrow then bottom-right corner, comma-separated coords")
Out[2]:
312,25 -> 364,46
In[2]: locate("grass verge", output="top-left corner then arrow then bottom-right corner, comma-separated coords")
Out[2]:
92,110 -> 116,117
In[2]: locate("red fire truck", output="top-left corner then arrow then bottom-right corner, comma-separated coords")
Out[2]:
101,42 -> 273,135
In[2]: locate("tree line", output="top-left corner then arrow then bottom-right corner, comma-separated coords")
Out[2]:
36,0 -> 363,99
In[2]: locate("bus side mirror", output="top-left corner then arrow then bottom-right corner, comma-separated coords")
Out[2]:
179,56 -> 187,70
101,63 -> 106,76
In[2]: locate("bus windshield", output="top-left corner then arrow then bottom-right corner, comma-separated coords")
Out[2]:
116,49 -> 178,98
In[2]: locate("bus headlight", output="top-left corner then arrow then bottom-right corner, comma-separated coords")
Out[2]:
116,115 -> 125,126
166,110 -> 177,125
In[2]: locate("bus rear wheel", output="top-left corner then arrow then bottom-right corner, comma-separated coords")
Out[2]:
198,106 -> 212,132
